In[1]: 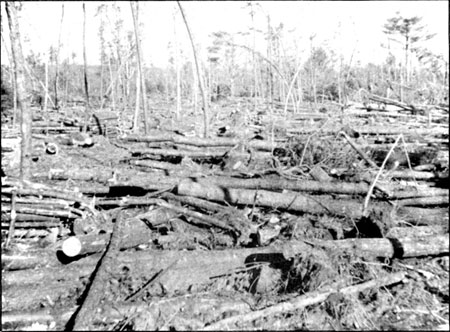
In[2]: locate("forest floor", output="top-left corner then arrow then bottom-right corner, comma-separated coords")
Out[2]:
1,96 -> 449,331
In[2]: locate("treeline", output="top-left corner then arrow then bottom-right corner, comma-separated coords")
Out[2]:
1,4 -> 448,114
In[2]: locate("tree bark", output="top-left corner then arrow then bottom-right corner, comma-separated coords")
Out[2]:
130,1 -> 149,134
82,2 -> 90,132
54,4 -> 64,110
6,1 -> 32,180
174,10 -> 181,120
177,1 -> 209,138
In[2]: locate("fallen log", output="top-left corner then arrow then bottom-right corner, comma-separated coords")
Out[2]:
132,148 -> 227,159
1,213 -> 62,223
395,196 -> 449,207
3,235 -> 446,312
368,93 -> 424,114
1,205 -> 83,218
395,207 -> 448,226
195,176 -> 373,196
67,211 -> 124,331
288,126 -> 448,137
122,134 -> 280,151
177,178 -> 378,219
1,181 -> 92,207
112,174 -> 447,200
1,221 -> 61,228
371,169 -> 448,180
309,235 -> 449,259
32,168 -> 113,183
2,295 -> 252,330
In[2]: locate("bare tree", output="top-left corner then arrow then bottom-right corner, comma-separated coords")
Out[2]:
177,1 -> 209,138
5,1 -> 31,180
130,1 -> 149,134
82,2 -> 90,132
173,9 -> 181,121
54,4 -> 64,110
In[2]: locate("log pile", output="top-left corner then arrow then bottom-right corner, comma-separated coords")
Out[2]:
1,98 -> 448,331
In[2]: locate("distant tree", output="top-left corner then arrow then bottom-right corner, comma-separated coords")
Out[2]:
95,4 -> 107,105
6,1 -> 31,180
54,3 -> 64,109
383,13 -> 435,101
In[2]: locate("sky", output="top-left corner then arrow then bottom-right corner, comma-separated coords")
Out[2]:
1,1 -> 448,68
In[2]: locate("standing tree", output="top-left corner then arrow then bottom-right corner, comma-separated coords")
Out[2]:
5,1 -> 31,180
173,9 -> 181,120
177,1 -> 209,138
130,1 -> 149,134
383,13 -> 435,102
82,2 -> 90,132
54,3 -> 64,110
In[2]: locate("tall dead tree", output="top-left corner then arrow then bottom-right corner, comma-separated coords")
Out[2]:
54,4 -> 64,110
82,2 -> 90,132
173,10 -> 181,121
177,1 -> 209,138
130,1 -> 149,134
6,1 -> 31,180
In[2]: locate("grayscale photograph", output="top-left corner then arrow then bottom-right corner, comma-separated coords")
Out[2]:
1,1 -> 448,330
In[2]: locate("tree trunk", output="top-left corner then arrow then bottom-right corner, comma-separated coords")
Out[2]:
53,4 -> 64,110
174,11 -> 181,120
44,54 -> 49,114
6,1 -> 32,180
133,58 -> 140,133
177,1 -> 209,138
192,59 -> 198,113
82,2 -> 90,132
130,1 -> 149,134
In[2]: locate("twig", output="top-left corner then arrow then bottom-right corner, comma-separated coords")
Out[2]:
201,272 -> 406,330
125,259 -> 179,302
362,134 -> 402,216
